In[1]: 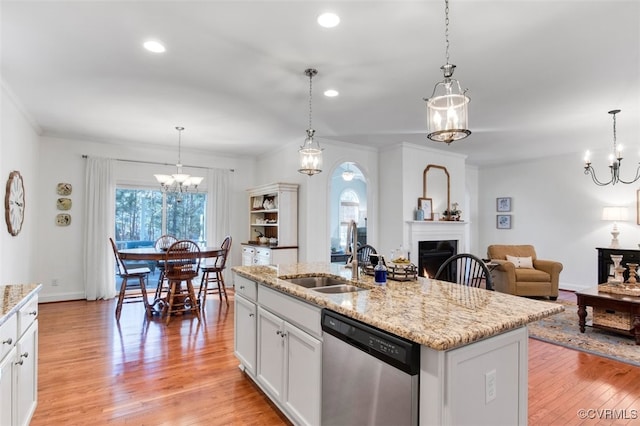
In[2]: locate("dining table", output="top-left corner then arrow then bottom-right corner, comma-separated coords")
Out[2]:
118,245 -> 225,317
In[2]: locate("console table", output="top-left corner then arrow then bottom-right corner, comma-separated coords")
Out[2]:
596,247 -> 640,284
576,286 -> 640,345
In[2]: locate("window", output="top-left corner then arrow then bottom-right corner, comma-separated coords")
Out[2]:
339,189 -> 360,250
115,187 -> 207,246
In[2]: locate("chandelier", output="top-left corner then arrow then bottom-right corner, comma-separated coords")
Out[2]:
342,163 -> 355,181
584,110 -> 640,186
424,0 -> 471,144
298,68 -> 323,176
154,126 -> 204,194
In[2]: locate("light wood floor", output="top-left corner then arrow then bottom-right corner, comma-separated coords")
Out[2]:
31,290 -> 640,425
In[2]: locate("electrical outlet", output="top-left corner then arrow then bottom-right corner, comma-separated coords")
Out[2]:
51,278 -> 59,286
485,369 -> 497,403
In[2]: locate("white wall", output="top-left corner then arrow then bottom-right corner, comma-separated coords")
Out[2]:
1,85 -> 40,285
478,153 -> 640,291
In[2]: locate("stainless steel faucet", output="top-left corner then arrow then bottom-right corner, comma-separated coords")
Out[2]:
346,220 -> 359,280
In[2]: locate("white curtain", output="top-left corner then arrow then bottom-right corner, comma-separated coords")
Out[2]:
83,157 -> 116,300
207,168 -> 231,246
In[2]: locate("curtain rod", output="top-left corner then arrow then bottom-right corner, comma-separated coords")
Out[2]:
81,155 -> 234,172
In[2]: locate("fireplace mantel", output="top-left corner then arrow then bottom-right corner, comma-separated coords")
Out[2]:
407,220 -> 468,261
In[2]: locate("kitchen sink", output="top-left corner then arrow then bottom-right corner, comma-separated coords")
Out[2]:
311,285 -> 365,294
286,276 -> 352,288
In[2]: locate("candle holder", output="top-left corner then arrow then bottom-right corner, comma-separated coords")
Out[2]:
626,263 -> 638,284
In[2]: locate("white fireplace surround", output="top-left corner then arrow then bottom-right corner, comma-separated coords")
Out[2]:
407,220 -> 468,262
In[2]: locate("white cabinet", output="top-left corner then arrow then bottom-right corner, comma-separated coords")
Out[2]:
235,294 -> 257,376
234,274 -> 257,377
233,275 -> 321,426
242,245 -> 298,266
256,286 -> 322,426
0,290 -> 39,426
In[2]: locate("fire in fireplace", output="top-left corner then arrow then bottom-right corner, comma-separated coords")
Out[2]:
418,240 -> 457,278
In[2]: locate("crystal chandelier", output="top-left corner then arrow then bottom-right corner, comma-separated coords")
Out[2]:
424,0 -> 471,144
154,126 -> 204,194
298,68 -> 323,176
584,110 -> 640,186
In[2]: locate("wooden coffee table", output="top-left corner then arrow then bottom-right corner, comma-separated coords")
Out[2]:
576,286 -> 640,345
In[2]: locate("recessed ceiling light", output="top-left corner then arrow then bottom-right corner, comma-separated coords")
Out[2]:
143,40 -> 166,53
317,12 -> 340,28
324,89 -> 339,97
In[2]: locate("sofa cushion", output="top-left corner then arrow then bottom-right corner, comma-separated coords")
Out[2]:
515,268 -> 550,282
506,255 -> 533,269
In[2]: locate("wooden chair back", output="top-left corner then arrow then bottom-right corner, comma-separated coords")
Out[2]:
155,234 -> 177,251
164,240 -> 201,280
109,237 -> 129,276
435,253 -> 493,290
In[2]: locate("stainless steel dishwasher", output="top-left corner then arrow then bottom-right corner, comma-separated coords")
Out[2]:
321,309 -> 420,425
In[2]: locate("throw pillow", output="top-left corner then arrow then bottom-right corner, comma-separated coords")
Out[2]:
506,255 -> 534,269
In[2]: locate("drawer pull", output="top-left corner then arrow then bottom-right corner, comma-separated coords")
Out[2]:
29,310 -> 37,316
2,338 -> 12,345
239,285 -> 245,290
249,313 -> 254,317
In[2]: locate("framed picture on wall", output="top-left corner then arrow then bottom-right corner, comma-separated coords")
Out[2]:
497,214 -> 512,229
418,197 -> 433,220
497,197 -> 512,212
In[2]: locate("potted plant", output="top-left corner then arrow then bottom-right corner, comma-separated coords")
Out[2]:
442,203 -> 462,221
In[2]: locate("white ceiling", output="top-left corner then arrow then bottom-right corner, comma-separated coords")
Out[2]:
2,0 -> 639,167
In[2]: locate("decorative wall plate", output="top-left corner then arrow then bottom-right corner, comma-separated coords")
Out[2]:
56,183 -> 72,196
56,197 -> 72,210
55,213 -> 71,226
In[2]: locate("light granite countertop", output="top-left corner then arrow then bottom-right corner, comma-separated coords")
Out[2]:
0,284 -> 42,327
232,262 -> 564,351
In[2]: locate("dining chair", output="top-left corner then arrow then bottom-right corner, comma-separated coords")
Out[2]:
163,240 -> 201,325
434,253 -> 494,290
109,237 -> 152,321
346,244 -> 377,267
198,235 -> 232,308
153,234 -> 178,300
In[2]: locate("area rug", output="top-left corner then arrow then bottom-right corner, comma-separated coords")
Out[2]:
527,299 -> 640,367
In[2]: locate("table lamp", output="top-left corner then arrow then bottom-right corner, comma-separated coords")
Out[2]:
602,206 -> 629,249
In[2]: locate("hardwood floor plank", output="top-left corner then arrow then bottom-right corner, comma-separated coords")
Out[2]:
32,290 -> 640,425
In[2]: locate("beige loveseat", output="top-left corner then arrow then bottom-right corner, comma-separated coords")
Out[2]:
487,245 -> 563,300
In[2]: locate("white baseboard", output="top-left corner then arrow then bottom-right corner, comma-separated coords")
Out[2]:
559,282 -> 591,292
39,292 -> 86,303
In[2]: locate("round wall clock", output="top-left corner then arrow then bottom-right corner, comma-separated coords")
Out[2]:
5,171 -> 25,236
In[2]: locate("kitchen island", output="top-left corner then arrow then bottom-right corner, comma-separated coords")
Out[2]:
232,263 -> 562,425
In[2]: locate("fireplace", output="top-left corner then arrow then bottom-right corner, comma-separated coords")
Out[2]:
418,240 -> 457,278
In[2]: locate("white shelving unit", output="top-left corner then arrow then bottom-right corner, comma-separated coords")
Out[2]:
243,183 -> 298,266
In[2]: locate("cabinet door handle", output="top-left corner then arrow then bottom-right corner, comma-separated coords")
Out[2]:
249,313 -> 254,317
14,352 -> 28,366
2,338 -> 12,345
280,332 -> 287,338
276,330 -> 281,336
239,285 -> 245,290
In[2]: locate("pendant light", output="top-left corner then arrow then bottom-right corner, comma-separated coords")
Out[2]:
154,126 -> 204,194
342,163 -> 355,181
298,68 -> 323,176
425,0 -> 471,144
584,110 -> 640,186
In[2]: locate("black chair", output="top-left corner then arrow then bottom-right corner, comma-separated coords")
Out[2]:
198,235 -> 232,308
109,237 -> 151,321
163,240 -> 201,325
434,253 -> 494,290
347,244 -> 378,267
